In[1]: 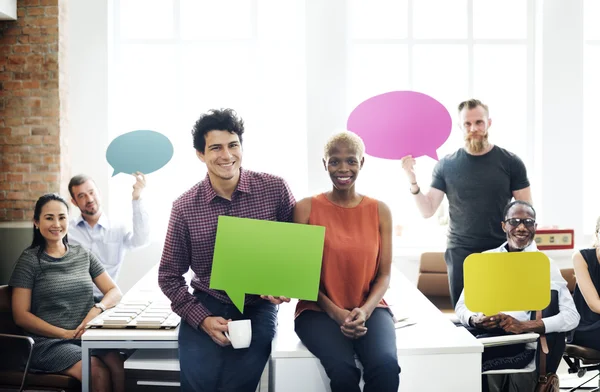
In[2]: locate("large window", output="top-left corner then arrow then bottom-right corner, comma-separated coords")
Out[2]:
110,0 -> 308,239
347,0 -> 535,248
110,0 -> 536,246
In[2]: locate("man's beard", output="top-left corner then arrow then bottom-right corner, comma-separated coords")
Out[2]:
464,133 -> 489,154
82,204 -> 99,216
510,234 -> 533,251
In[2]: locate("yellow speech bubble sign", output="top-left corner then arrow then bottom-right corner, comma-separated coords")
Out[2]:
464,252 -> 551,316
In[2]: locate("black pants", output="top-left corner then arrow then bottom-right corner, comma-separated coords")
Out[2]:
445,246 -> 495,307
295,308 -> 400,392
178,292 -> 277,392
572,329 -> 600,352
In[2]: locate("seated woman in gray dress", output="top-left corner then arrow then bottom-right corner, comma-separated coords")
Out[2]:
571,216 -> 600,350
9,193 -> 125,391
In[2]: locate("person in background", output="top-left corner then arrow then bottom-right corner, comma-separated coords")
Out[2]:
455,200 -> 579,391
570,216 -> 600,350
401,99 -> 532,308
68,172 -> 150,302
10,193 -> 124,391
294,131 -> 400,392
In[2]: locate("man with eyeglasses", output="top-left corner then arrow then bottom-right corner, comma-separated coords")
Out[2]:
401,99 -> 532,308
455,200 -> 579,391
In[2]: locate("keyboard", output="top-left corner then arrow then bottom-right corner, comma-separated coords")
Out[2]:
87,299 -> 181,330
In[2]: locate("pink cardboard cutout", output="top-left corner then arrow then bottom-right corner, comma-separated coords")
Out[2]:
347,91 -> 452,160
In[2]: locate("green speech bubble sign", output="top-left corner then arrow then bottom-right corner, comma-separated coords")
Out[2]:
210,216 -> 325,313
464,252 -> 551,316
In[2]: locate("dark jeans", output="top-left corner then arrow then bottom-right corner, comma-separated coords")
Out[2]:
445,246 -> 494,307
295,308 -> 400,392
178,292 -> 277,392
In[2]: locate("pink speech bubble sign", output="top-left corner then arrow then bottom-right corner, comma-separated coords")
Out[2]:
347,91 -> 452,160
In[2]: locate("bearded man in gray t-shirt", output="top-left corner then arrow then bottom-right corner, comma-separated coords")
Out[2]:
401,99 -> 532,307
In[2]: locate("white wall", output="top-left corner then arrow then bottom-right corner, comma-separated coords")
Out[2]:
66,1 -> 586,292
538,0 -> 584,239
67,0 -> 110,204
67,0 -> 160,293
305,0 -> 348,195
534,0 -> 584,275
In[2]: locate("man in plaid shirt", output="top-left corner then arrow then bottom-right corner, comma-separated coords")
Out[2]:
158,108 -> 296,391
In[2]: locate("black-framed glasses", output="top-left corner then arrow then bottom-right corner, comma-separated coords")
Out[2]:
504,218 -> 536,228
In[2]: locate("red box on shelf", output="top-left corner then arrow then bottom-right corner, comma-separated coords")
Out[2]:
534,228 -> 575,250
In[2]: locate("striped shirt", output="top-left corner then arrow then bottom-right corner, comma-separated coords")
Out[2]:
158,168 -> 296,328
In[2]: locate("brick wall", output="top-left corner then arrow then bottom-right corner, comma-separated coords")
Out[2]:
0,0 -> 68,222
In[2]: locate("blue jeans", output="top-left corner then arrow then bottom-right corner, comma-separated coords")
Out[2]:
295,308 -> 400,392
178,291 -> 277,392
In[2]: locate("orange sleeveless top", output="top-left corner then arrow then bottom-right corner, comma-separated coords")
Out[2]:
295,194 -> 388,317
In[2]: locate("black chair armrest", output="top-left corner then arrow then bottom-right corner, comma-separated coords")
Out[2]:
0,333 -> 34,392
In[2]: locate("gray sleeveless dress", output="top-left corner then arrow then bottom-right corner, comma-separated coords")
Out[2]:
9,245 -> 105,373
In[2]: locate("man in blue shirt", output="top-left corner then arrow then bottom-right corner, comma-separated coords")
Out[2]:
68,172 -> 150,300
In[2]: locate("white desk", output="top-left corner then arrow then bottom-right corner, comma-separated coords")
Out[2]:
82,266 -> 484,392
81,265 -> 179,392
269,272 -> 484,392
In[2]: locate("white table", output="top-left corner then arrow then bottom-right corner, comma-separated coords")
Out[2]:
269,272 -> 484,392
82,328 -> 179,391
82,266 -> 484,391
81,265 -> 180,392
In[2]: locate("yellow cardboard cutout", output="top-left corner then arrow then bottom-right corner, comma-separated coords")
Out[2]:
464,252 -> 550,316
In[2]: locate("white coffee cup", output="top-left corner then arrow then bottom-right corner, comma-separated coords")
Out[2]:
225,319 -> 252,349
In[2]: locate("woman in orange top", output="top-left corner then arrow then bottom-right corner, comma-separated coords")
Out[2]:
294,131 -> 400,392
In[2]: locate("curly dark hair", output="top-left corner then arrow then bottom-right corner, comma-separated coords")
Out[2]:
192,108 -> 245,153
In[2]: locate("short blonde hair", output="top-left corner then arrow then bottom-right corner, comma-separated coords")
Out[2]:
324,131 -> 365,158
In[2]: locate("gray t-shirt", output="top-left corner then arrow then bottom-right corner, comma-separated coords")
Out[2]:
431,146 -> 530,249
9,244 -> 105,332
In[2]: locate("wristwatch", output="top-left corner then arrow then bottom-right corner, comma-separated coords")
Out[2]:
94,302 -> 107,313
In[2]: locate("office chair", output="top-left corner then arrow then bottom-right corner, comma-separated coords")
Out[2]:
0,285 -> 80,392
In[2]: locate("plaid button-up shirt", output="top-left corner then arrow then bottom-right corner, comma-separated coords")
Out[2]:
158,168 -> 296,328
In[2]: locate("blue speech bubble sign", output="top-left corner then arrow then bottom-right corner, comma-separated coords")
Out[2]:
106,130 -> 174,177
